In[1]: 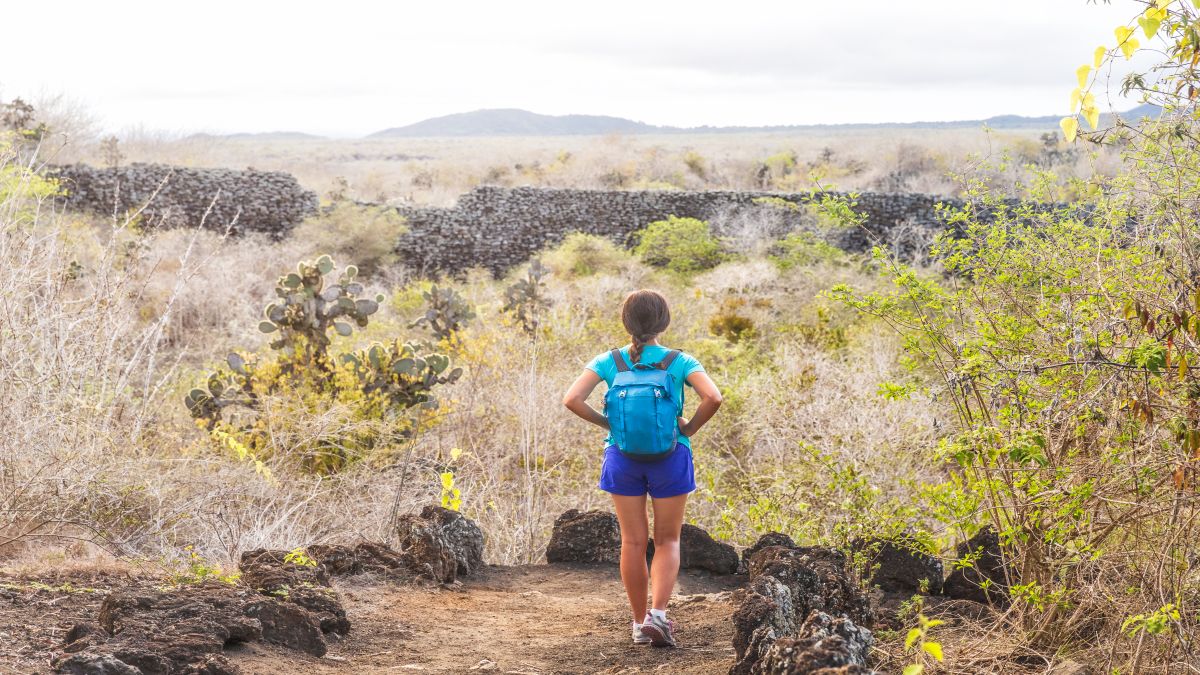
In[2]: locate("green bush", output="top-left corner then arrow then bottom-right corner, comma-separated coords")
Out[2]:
633,216 -> 726,274
291,203 -> 407,276
542,232 -> 633,278
768,232 -> 845,270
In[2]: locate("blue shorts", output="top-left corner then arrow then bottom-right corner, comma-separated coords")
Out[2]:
599,443 -> 695,499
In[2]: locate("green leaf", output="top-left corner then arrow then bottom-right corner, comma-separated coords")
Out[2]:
316,255 -> 334,275
334,322 -> 353,337
258,321 -> 278,333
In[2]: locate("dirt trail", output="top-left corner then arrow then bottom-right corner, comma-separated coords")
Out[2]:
230,562 -> 739,674
1,562 -> 739,674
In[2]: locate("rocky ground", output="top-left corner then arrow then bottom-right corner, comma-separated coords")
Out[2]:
0,563 -> 739,674
0,509 -> 1026,674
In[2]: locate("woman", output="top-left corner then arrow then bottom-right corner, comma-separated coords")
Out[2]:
562,289 -> 722,648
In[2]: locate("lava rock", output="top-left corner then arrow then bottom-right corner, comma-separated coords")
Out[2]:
306,541 -> 410,579
395,513 -> 459,583
288,586 -> 351,635
545,509 -> 622,564
943,526 -> 1011,605
740,533 -> 797,573
238,548 -> 330,593
755,610 -> 874,674
55,582 -> 261,674
54,653 -> 143,675
747,546 -> 872,626
50,163 -> 318,238
416,505 -> 486,576
732,545 -> 875,674
648,523 -> 739,574
244,598 -> 327,656
852,537 -> 943,595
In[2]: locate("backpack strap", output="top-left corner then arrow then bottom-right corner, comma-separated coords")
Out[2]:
611,348 -> 630,372
656,349 -> 682,370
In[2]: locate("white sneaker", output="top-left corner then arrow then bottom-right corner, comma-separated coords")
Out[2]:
639,614 -> 677,648
632,621 -> 652,645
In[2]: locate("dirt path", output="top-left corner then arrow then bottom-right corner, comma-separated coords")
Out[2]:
229,562 -> 739,674
1,563 -> 740,674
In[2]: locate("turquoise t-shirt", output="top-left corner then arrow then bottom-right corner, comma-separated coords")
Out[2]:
585,345 -> 706,449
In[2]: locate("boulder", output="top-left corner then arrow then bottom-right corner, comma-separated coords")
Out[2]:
244,598 -> 328,656
395,514 -> 459,583
306,541 -> 410,579
647,523 -> 740,575
55,582 -> 262,675
852,537 -> 943,595
54,653 -> 144,675
755,610 -> 875,674
545,509 -> 622,564
740,533 -> 797,573
747,546 -> 872,626
288,586 -> 351,635
416,505 -> 486,576
942,526 -> 1011,605
731,546 -> 874,674
238,548 -> 330,593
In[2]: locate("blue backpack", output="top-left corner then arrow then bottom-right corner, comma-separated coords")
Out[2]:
603,348 -> 683,460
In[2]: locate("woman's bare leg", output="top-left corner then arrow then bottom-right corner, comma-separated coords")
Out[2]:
649,493 -> 688,611
611,493 -> 650,622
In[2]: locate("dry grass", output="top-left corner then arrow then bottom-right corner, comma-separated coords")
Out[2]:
66,127 -> 1118,206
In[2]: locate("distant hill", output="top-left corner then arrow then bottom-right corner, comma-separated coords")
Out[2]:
368,109 -> 662,138
367,105 -> 1165,138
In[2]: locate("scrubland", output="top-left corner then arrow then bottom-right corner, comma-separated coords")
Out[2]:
4,44 -> 1200,669
66,125 -> 1120,206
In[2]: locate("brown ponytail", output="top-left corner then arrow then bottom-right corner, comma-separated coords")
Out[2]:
621,289 -> 671,364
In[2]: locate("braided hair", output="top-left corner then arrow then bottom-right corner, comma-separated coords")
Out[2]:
621,289 -> 671,364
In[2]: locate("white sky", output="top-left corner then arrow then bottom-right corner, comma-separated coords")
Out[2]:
0,1 -> 1155,137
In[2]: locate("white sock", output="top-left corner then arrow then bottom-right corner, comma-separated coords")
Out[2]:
649,608 -> 667,622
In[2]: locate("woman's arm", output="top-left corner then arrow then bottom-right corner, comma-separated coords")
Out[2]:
562,369 -> 609,430
679,371 -> 722,438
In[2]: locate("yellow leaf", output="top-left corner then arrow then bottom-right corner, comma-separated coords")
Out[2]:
450,447 -> 463,461
1060,116 -> 1079,143
903,666 -> 925,675
1114,25 -> 1141,59
1076,65 -> 1091,88
1094,45 -> 1106,68
1070,87 -> 1082,112
905,628 -> 922,649
440,471 -> 454,489
923,641 -> 945,662
1154,0 -> 1171,9
925,619 -> 946,629
1083,104 -> 1100,130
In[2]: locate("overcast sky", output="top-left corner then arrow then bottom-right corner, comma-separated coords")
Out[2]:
1,1 -> 1154,137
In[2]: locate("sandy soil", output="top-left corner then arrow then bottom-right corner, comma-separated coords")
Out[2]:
1,562 -> 741,675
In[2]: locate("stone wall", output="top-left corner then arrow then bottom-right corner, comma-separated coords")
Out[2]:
392,186 -> 973,275
49,163 -> 318,237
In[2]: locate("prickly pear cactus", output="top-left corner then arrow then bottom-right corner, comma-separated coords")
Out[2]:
408,284 -> 475,341
502,259 -> 551,334
184,256 -> 465,458
340,340 -> 464,410
259,255 -> 383,365
184,351 -> 257,428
